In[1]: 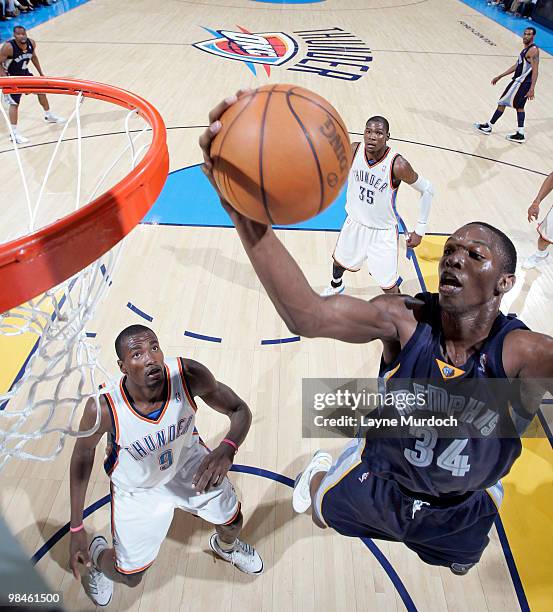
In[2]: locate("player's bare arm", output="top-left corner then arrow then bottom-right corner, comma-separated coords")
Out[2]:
393,156 -> 434,249
503,330 -> 553,415
29,40 -> 44,76
492,63 -> 516,85
199,94 -> 424,344
526,47 -> 539,99
528,172 -> 553,221
0,42 -> 13,77
184,358 -> 252,492
68,395 -> 113,579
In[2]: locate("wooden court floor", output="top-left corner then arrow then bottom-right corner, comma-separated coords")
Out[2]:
0,1 -> 552,610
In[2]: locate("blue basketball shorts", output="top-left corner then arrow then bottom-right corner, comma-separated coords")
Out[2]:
314,438 -> 504,566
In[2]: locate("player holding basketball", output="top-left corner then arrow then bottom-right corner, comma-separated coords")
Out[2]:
474,27 -> 539,143
199,93 -> 553,574
0,25 -> 65,144
321,116 -> 434,296
69,325 -> 262,606
522,170 -> 553,269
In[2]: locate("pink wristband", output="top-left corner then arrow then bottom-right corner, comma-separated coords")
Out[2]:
70,523 -> 84,533
222,438 -> 238,454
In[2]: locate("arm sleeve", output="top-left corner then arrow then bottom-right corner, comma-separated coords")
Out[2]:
408,176 -> 434,236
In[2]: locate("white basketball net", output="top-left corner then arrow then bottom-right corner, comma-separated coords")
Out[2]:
0,90 -> 152,469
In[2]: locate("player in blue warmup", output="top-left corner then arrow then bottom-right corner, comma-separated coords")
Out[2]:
199,93 -> 553,574
69,325 -> 262,606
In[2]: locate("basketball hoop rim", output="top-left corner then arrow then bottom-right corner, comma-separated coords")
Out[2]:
0,77 -> 169,314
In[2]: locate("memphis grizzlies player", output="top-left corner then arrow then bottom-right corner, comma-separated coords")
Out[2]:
321,115 -> 434,295
69,325 -> 262,606
0,25 -> 65,144
199,93 -> 553,574
474,27 -> 539,143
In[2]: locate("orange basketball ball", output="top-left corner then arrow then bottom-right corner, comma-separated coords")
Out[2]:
210,84 -> 352,225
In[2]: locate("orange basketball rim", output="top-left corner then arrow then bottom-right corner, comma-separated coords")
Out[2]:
0,77 -> 169,314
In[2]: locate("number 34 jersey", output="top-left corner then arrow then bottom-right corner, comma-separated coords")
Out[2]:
363,292 -> 530,496
104,357 -> 199,491
345,144 -> 401,230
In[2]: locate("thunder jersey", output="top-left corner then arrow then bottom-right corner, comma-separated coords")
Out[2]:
6,39 -> 34,76
513,44 -> 536,85
345,144 -> 401,229
104,357 -> 198,491
361,292 -> 530,497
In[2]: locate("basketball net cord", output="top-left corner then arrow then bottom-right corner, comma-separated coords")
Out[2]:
0,93 -> 151,469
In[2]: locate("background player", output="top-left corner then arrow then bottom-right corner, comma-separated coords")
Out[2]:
321,116 -> 434,296
0,25 -> 65,144
474,27 -> 539,143
523,170 -> 553,268
199,93 -> 553,574
69,325 -> 262,606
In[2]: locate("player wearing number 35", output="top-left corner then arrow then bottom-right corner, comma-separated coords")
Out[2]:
69,325 -> 262,607
199,92 -> 553,577
322,115 -> 434,296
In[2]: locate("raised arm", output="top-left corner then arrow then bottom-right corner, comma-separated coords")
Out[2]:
392,156 -> 434,249
69,396 -> 113,579
199,94 -> 418,344
184,358 -> 252,492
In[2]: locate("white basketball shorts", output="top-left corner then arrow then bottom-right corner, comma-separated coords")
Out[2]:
110,442 -> 240,574
537,204 -> 553,243
333,216 -> 399,289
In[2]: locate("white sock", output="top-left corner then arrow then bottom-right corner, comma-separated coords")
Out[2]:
536,249 -> 549,258
517,127 -> 525,135
10,124 -> 19,134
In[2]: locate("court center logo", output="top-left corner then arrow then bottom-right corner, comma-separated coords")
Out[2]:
193,26 -> 372,81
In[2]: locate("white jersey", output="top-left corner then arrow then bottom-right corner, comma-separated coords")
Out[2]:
345,144 -> 401,230
104,357 -> 199,491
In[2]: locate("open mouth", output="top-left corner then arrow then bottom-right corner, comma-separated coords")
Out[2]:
146,367 -> 163,378
439,273 -> 463,295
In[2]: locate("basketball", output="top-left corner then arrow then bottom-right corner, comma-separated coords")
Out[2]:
210,84 -> 352,225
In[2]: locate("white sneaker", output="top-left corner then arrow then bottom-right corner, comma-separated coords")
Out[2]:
9,131 -> 29,144
292,450 -> 333,513
44,112 -> 66,124
84,536 -> 113,607
320,283 -> 345,296
522,252 -> 549,269
209,534 -> 263,575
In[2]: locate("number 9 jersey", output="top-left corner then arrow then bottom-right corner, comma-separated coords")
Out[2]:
103,357 -> 199,491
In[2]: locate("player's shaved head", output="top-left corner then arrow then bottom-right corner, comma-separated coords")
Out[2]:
115,324 -> 157,359
462,222 -> 517,274
366,116 -> 390,133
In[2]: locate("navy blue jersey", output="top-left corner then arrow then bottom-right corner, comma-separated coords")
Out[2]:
362,292 -> 529,496
513,44 -> 535,85
6,39 -> 34,76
